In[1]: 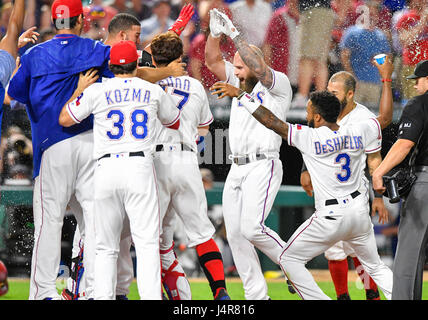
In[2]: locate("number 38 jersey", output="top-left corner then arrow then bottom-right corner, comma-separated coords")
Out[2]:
288,118 -> 382,209
66,77 -> 180,159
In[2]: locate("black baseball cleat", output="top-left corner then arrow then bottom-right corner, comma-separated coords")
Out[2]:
337,293 -> 351,300
366,289 -> 380,300
214,288 -> 231,300
116,295 -> 129,300
286,280 -> 296,294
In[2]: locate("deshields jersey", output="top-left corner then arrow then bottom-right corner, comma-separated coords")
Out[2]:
224,60 -> 292,156
155,76 -> 213,149
66,77 -> 179,159
288,118 -> 382,209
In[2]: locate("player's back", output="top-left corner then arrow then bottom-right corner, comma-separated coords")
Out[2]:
288,119 -> 382,208
156,75 -> 213,150
89,77 -> 171,159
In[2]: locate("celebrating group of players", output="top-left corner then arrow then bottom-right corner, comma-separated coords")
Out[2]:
0,0 -> 400,300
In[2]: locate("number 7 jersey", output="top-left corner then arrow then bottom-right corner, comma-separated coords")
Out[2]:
65,77 -> 180,159
288,118 -> 382,209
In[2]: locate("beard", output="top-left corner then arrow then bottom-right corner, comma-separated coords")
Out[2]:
340,97 -> 347,112
308,119 -> 315,128
239,75 -> 259,93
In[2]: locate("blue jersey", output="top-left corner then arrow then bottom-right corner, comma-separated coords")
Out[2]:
8,34 -> 113,178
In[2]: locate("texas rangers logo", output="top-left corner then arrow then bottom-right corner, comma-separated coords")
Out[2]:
75,93 -> 84,106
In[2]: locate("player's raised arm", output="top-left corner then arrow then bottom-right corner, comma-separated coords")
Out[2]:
0,0 -> 25,60
212,9 -> 273,88
204,10 -> 227,81
373,55 -> 394,130
59,69 -> 99,127
237,91 -> 289,140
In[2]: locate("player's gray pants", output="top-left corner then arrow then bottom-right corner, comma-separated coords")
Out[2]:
223,158 -> 286,300
29,131 -> 96,300
392,171 -> 428,300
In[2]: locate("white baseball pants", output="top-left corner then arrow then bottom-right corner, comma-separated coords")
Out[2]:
154,150 -> 215,250
30,130 -> 95,300
93,155 -> 161,300
279,194 -> 393,300
222,158 -> 285,300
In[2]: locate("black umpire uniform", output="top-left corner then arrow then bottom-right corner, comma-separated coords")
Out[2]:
391,60 -> 428,300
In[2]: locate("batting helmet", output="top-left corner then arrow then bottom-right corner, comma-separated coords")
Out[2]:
382,167 -> 417,203
0,260 -> 8,296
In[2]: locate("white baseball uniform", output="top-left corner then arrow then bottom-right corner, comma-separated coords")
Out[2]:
222,61 -> 292,300
324,103 -> 379,261
66,76 -> 180,300
154,75 -> 215,250
280,118 -> 393,300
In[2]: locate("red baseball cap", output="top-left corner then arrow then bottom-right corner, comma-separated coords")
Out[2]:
51,0 -> 84,19
110,41 -> 139,65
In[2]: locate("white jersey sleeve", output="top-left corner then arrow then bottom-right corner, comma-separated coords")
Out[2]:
66,84 -> 98,123
361,118 -> 382,153
287,123 -> 313,154
267,68 -> 292,102
224,60 -> 240,87
197,82 -> 214,127
157,89 -> 181,127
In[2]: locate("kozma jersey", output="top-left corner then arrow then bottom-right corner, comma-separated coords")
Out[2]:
66,77 -> 179,159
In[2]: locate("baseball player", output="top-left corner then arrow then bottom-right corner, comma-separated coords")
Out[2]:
0,0 -> 26,138
59,40 -> 180,300
150,32 -> 230,300
300,58 -> 394,299
7,0 -> 113,300
234,89 -> 393,300
61,9 -> 193,300
206,9 -> 292,299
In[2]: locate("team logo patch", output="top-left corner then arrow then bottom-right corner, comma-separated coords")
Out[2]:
297,124 -> 302,130
75,93 -> 84,106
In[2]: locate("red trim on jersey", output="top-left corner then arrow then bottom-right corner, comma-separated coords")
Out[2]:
199,116 -> 214,127
67,103 -> 81,123
166,119 -> 180,130
162,111 -> 181,127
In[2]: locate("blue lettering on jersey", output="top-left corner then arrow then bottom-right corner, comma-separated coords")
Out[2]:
133,88 -> 141,102
158,77 -> 191,92
105,88 -> 151,105
105,90 -> 114,104
256,91 -> 264,104
143,90 -> 150,103
314,135 -> 363,155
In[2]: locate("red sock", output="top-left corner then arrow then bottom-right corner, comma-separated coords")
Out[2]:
195,239 -> 226,298
352,257 -> 380,300
328,259 -> 349,297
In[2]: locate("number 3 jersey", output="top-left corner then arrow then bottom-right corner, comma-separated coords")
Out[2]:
66,77 -> 180,159
288,118 -> 382,209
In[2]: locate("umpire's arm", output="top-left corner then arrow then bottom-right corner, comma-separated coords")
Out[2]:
372,139 -> 415,193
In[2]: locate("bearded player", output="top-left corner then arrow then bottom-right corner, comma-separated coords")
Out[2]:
206,9 -> 292,299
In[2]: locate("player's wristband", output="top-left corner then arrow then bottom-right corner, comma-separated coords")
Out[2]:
381,78 -> 392,83
237,92 -> 260,114
369,176 -> 383,198
373,190 -> 383,198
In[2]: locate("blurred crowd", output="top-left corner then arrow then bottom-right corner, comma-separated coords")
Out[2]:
0,0 -> 427,182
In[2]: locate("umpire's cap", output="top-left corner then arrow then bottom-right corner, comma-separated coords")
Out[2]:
51,0 -> 84,19
406,60 -> 428,79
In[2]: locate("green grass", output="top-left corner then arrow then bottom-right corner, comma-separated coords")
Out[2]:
4,278 -> 427,300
